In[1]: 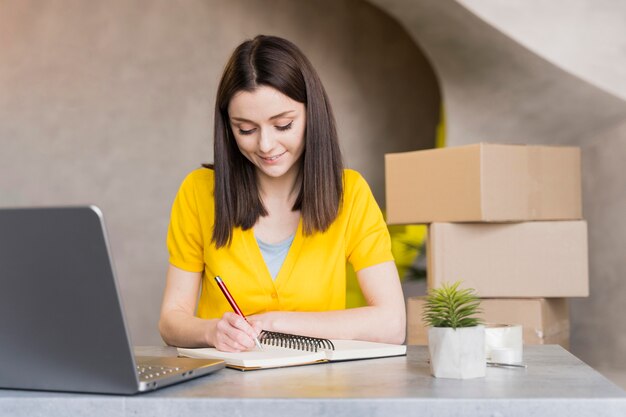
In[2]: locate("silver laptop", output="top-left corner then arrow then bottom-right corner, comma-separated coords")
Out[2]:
0,206 -> 224,394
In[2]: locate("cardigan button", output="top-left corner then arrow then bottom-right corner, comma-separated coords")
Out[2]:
270,291 -> 278,299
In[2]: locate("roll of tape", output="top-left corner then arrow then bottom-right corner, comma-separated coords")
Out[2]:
485,323 -> 523,363
491,347 -> 522,364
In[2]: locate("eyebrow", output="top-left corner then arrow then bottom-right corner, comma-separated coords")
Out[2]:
230,110 -> 296,123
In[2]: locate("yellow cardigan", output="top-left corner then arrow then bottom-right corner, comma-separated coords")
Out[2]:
167,168 -> 393,319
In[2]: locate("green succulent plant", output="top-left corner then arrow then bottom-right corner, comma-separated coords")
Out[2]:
422,281 -> 483,329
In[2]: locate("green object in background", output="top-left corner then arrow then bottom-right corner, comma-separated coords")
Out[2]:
345,221 -> 428,308
435,103 -> 446,149
388,223 -> 427,280
345,262 -> 366,308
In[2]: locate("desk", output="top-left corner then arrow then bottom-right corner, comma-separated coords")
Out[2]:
1,345 -> 625,417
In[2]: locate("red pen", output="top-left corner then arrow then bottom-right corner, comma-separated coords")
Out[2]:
214,276 -> 263,350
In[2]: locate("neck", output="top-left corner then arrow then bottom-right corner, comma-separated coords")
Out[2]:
256,165 -> 301,205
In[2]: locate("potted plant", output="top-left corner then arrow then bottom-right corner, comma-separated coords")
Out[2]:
422,281 -> 485,379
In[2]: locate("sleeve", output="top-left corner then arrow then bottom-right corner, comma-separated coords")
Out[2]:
166,172 -> 205,272
345,172 -> 395,272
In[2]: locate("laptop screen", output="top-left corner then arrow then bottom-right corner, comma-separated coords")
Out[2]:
0,206 -> 139,393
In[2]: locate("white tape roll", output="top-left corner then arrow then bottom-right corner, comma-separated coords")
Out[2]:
485,323 -> 523,363
491,347 -> 521,364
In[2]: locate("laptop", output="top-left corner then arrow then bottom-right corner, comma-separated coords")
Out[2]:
0,206 -> 225,394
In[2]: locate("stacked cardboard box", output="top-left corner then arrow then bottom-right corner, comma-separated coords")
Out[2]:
385,143 -> 588,348
407,297 -> 570,348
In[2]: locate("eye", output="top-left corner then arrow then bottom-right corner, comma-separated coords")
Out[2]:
276,121 -> 293,131
238,127 -> 257,135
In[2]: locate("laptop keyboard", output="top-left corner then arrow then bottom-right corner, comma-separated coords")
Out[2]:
136,365 -> 182,381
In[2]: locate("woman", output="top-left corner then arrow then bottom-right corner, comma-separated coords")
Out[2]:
159,35 -> 405,352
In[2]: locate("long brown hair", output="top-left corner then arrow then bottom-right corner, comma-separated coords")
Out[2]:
207,35 -> 343,248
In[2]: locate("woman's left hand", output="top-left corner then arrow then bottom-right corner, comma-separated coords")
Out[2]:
247,312 -> 276,333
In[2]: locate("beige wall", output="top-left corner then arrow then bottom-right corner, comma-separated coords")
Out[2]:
0,0 -> 440,344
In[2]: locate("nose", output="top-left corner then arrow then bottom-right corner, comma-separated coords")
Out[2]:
258,128 -> 276,154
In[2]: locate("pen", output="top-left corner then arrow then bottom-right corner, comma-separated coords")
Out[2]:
214,276 -> 264,350
487,361 -> 527,369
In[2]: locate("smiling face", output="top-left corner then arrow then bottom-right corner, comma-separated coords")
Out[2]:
228,86 -> 306,188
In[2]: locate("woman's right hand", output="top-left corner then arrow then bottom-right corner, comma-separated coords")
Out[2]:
212,312 -> 263,352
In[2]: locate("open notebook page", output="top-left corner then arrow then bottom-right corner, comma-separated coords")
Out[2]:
178,340 -> 406,369
177,345 -> 326,369
319,339 -> 407,361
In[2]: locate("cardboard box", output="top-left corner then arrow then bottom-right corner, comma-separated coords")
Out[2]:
407,297 -> 570,347
385,143 -> 582,224
427,221 -> 589,297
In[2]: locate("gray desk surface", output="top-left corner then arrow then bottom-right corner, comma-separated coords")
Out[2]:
1,345 -> 625,417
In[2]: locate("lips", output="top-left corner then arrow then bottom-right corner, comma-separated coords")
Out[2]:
260,151 -> 286,162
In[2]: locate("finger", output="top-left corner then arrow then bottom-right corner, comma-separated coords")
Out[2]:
217,316 -> 256,350
219,333 -> 250,352
224,313 -> 259,341
214,326 -> 251,352
232,330 -> 256,350
215,338 -> 247,352
250,321 -> 264,335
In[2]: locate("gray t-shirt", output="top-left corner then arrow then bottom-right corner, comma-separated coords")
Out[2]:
255,234 -> 295,280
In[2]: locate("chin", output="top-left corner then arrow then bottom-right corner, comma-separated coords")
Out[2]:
259,167 -> 290,178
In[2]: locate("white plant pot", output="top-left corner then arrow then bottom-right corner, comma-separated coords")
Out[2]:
428,325 -> 486,379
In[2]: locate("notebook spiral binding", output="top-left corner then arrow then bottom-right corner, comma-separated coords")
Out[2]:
258,330 -> 335,352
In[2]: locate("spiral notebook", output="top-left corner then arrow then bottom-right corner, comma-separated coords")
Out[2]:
177,331 -> 407,370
